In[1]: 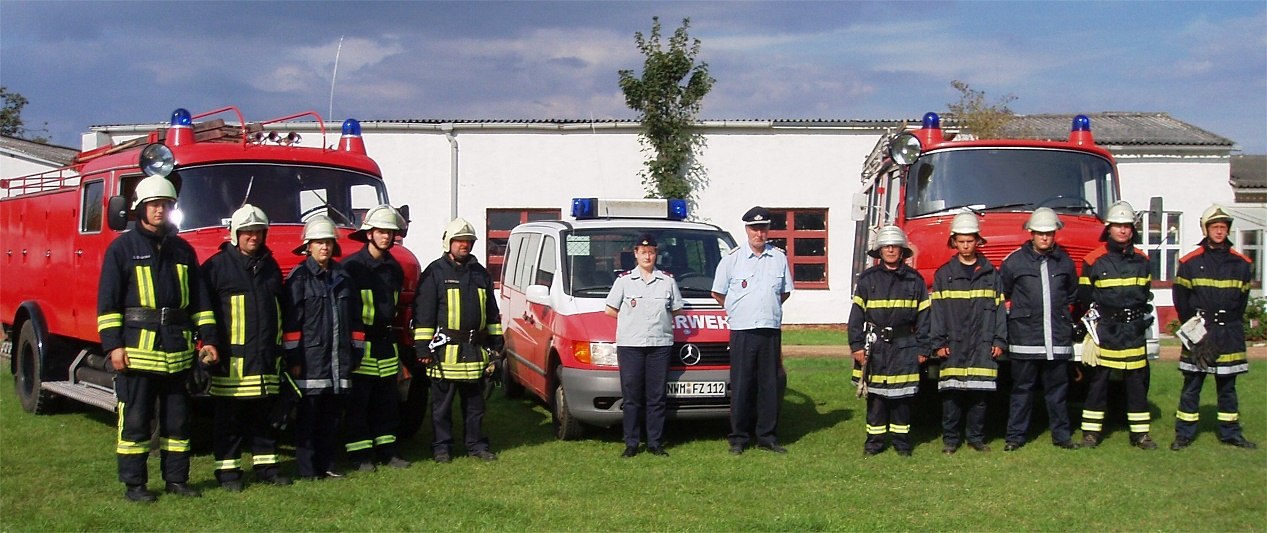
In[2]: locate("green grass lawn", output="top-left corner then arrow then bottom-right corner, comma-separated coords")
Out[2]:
2,361 -> 1263,531
782,327 -> 847,345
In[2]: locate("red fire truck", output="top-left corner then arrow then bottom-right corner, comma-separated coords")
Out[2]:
851,112 -> 1160,365
0,107 -> 423,430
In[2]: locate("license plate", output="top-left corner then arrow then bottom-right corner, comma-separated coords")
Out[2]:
666,381 -> 727,398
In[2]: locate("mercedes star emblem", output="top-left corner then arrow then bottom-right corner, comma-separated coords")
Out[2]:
679,344 -> 702,366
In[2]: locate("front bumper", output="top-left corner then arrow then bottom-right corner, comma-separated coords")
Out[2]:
558,366 -> 731,427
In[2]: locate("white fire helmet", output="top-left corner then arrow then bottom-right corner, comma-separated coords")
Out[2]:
1199,204 -> 1234,236
1024,207 -> 1064,232
229,204 -> 269,247
350,204 -> 404,243
130,175 -> 178,210
293,215 -> 341,257
1104,201 -> 1137,225
442,217 -> 478,252
948,212 -> 987,246
868,225 -> 912,259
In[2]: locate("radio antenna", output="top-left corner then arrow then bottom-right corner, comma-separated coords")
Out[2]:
328,35 -> 345,121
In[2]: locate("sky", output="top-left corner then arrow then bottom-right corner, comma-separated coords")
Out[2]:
2,1 -> 1265,153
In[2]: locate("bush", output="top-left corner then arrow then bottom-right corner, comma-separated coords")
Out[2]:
1245,296 -> 1267,341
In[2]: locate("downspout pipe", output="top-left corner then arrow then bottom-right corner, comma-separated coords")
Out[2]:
442,123 -> 458,220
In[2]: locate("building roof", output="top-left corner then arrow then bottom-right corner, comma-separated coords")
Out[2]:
1231,154 -> 1267,190
0,135 -> 77,166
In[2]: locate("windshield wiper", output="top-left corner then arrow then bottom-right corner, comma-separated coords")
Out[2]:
922,203 -> 985,217
979,202 -> 1032,212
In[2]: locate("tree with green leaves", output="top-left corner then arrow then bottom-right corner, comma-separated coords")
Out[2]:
1,87 -> 30,138
946,80 -> 1016,139
618,17 -> 714,203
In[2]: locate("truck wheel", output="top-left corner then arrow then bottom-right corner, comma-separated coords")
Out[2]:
14,322 -> 57,414
501,360 -> 524,399
397,378 -> 429,440
551,367 -> 583,440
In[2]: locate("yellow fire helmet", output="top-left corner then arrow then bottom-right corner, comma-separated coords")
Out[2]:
1199,204 -> 1234,236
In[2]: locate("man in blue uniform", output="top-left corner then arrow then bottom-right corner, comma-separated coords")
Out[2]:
711,206 -> 793,455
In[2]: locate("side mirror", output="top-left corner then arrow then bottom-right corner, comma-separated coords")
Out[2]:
850,193 -> 870,222
396,204 -> 410,238
526,284 -> 551,306
106,196 -> 130,231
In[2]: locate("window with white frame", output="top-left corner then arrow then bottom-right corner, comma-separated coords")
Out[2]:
1143,210 -> 1182,282
1239,229 -> 1262,288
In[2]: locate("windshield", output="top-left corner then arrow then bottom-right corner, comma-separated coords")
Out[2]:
564,228 -> 737,298
905,148 -> 1116,219
164,163 -> 388,230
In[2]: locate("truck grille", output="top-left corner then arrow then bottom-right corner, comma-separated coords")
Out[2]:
671,343 -> 730,367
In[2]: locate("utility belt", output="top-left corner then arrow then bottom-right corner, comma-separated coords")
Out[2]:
124,307 -> 188,326
362,324 -> 395,341
1198,309 -> 1239,327
1099,305 -> 1152,324
441,328 -> 487,345
867,323 -> 915,343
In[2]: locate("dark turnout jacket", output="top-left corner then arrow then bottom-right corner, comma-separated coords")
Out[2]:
412,254 -> 504,382
1077,240 -> 1152,370
342,246 -> 405,379
1173,239 -> 1252,375
202,242 -> 286,397
929,255 -> 1006,391
1000,242 -> 1078,360
282,256 -> 363,394
847,263 -> 930,399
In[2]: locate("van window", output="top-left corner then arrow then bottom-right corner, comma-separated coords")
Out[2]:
80,180 -> 104,233
501,233 -> 526,290
535,235 -> 557,287
564,228 -> 737,298
515,233 -> 542,289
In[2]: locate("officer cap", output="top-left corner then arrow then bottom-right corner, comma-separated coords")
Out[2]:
634,233 -> 657,248
742,206 -> 773,226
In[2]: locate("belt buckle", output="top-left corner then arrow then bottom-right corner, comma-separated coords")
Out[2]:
159,307 -> 172,325
878,327 -> 894,342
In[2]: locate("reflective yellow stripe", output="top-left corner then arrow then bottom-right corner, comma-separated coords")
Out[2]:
1129,424 -> 1150,433
889,424 -> 910,434
852,295 -> 866,309
345,440 -> 373,452
361,289 -> 375,326
135,266 -> 155,307
176,264 -> 189,309
231,295 -> 245,345
1079,276 -> 1091,286
1215,353 -> 1247,364
1082,410 -> 1105,420
275,298 -> 283,346
252,454 -> 278,466
939,367 -> 998,378
374,435 -> 396,445
116,401 -> 149,455
1218,412 -> 1239,422
1175,411 -> 1199,422
414,327 -> 437,341
863,299 -> 923,309
1128,412 -> 1150,422
215,459 -> 242,471
1174,276 -> 1193,288
486,323 -> 503,336
867,373 -> 920,384
866,424 -> 887,435
1094,276 -> 1150,288
1081,422 -> 1103,432
160,437 -> 190,453
192,311 -> 214,327
918,299 -> 930,312
97,313 -> 124,331
1186,278 -> 1251,291
446,288 -> 460,329
478,288 -> 488,328
930,289 -> 997,300
1096,345 -> 1148,370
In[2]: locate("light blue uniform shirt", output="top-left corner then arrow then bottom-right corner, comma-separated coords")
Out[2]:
711,244 -> 793,330
605,269 -> 683,347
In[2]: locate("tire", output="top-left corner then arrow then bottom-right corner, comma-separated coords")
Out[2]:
396,377 -> 429,440
551,367 -> 583,440
501,359 -> 524,399
14,321 -> 56,414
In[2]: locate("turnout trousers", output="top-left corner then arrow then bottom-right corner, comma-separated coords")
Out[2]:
1006,359 -> 1073,444
1082,364 -> 1150,440
430,379 -> 489,454
942,390 -> 988,447
116,371 -> 191,486
865,395 -> 912,453
617,345 -> 671,448
294,393 -> 345,477
1175,371 -> 1244,442
728,328 -> 782,448
213,396 -> 281,482
345,375 -> 401,463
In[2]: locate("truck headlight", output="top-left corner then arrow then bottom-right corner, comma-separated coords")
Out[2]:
588,342 -> 619,367
889,133 -> 922,166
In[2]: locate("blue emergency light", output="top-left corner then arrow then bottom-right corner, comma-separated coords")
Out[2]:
342,118 -> 362,137
1071,115 -> 1091,132
571,198 -> 689,220
170,108 -> 193,127
922,112 -> 940,130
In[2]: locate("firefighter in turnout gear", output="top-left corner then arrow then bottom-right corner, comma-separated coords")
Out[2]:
1077,201 -> 1157,450
202,204 -> 292,491
1000,208 -> 1080,451
97,175 -> 219,502
343,205 -> 412,471
929,213 -> 1005,454
413,218 -> 504,463
282,215 -> 364,480
1170,205 -> 1257,450
848,226 -> 931,457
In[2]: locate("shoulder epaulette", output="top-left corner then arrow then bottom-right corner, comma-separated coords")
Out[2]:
1178,247 -> 1205,264
1230,247 -> 1253,264
616,270 -> 633,278
1082,246 -> 1108,265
